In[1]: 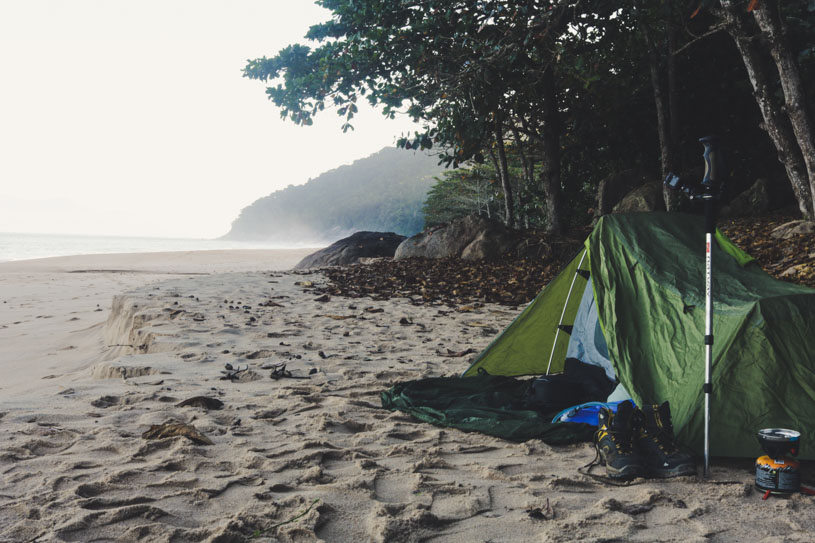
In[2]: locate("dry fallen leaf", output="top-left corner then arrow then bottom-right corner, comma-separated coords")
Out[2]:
142,422 -> 214,445
466,321 -> 490,327
302,216 -> 815,308
176,396 -> 224,410
439,348 -> 477,357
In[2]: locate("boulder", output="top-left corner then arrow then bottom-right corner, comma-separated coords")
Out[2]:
612,182 -> 666,214
294,231 -> 406,269
460,236 -> 501,261
720,178 -> 771,217
595,170 -> 648,218
394,215 -> 514,261
770,220 -> 815,240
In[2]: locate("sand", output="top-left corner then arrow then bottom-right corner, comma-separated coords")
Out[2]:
1,250 -> 813,542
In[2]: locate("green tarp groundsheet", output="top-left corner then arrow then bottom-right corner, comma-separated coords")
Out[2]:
380,374 -> 595,444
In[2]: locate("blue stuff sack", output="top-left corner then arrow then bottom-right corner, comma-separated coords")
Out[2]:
551,400 -> 635,426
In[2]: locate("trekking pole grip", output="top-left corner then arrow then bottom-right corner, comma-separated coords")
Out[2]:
699,136 -> 719,189
699,135 -> 721,234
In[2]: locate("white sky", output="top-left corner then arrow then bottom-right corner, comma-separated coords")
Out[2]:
0,1 -> 420,239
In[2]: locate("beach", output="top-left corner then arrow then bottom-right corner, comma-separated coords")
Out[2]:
1,250 -> 813,542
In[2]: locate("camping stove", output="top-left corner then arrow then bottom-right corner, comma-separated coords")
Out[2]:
755,428 -> 801,496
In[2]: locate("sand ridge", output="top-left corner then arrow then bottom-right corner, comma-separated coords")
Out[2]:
1,253 -> 814,541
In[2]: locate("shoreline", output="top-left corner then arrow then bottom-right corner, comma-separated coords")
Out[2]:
1,250 -> 813,541
0,247 -> 321,273
0,249 -> 317,395
0,230 -> 325,264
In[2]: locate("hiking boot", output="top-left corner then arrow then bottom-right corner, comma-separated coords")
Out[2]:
595,401 -> 645,480
636,401 -> 696,478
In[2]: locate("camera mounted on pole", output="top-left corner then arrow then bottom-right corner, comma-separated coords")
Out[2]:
664,136 -> 725,202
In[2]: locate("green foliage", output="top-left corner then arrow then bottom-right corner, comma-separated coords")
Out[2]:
223,148 -> 444,243
244,0 -> 815,234
423,145 -> 554,229
243,1 -> 578,165
423,167 -> 499,227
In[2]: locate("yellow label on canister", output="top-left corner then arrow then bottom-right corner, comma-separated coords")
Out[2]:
756,455 -> 801,493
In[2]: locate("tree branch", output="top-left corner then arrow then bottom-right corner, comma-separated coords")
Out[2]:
674,23 -> 727,56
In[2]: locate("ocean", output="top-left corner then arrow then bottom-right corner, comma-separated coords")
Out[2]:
0,232 -> 308,263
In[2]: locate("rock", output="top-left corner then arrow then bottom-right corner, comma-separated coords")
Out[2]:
612,182 -> 666,214
771,220 -> 815,240
294,231 -> 406,269
595,170 -> 648,217
461,236 -> 502,260
395,215 -> 514,261
720,178 -> 771,217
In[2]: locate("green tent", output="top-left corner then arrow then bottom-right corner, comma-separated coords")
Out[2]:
464,212 -> 815,459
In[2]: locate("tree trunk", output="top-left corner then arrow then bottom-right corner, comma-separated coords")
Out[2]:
719,0 -> 814,218
643,25 -> 671,177
540,67 -> 563,235
511,125 -> 537,230
667,25 -> 680,164
751,0 -> 815,215
666,23 -> 682,211
642,10 -> 680,211
490,119 -> 515,228
487,149 -> 504,223
483,180 -> 492,219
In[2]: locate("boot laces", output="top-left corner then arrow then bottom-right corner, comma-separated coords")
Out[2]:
596,410 -> 635,455
644,409 -> 678,453
612,430 -> 634,453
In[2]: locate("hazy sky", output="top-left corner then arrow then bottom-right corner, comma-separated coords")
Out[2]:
0,1 -> 420,239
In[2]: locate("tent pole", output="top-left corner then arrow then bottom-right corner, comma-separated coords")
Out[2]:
545,248 -> 588,375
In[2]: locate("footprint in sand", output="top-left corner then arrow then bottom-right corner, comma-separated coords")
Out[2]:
16,428 -> 81,457
372,472 -> 424,504
90,363 -> 161,380
317,416 -> 371,434
54,504 -> 172,542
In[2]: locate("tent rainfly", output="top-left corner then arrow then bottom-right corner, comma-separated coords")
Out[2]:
464,212 -> 815,460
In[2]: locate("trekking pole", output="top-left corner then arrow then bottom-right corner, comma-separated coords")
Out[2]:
664,136 -> 724,478
700,136 -> 718,478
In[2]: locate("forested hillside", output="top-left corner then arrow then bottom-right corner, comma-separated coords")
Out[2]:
222,147 -> 444,243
